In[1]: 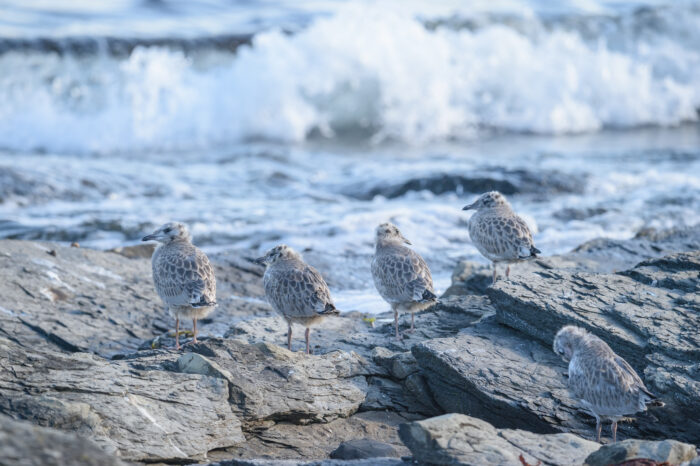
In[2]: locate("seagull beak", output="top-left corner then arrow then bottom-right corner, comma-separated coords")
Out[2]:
141,234 -> 157,242
253,256 -> 266,265
401,235 -> 412,245
462,202 -> 476,211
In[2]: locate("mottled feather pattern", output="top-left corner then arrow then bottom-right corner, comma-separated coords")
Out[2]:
468,207 -> 537,262
263,258 -> 337,320
371,244 -> 435,306
567,333 -> 655,418
152,241 -> 216,308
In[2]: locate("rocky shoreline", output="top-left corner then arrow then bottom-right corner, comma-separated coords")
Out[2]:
0,226 -> 699,465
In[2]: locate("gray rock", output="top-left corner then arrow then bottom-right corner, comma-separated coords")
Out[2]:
0,414 -> 126,466
343,168 -> 586,200
484,251 -> 700,442
0,337 -> 244,462
621,252 -> 700,293
0,239 -> 269,358
208,459 -> 407,466
398,413 -> 599,466
488,251 -> 700,366
213,411 -> 412,462
585,439 -> 698,466
411,320 -> 591,436
330,438 -> 399,459
176,339 -> 370,427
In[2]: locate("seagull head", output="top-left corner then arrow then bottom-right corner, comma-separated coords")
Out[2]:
462,191 -> 509,211
553,325 -> 588,362
142,222 -> 191,244
375,222 -> 411,246
254,244 -> 300,266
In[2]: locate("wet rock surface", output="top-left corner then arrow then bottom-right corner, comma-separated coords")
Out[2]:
343,168 -> 587,200
0,414 -> 126,466
0,336 -> 244,462
0,229 -> 698,464
584,439 -> 698,466
330,438 -> 399,460
398,413 -> 600,466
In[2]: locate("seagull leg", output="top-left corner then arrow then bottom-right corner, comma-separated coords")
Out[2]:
595,417 -> 602,443
506,265 -> 510,279
410,313 -> 415,332
492,264 -> 497,285
611,421 -> 618,443
192,318 -> 198,344
305,327 -> 311,355
175,317 -> 180,350
393,306 -> 402,340
287,322 -> 292,351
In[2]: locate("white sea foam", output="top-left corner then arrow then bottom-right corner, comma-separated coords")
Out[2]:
0,3 -> 699,153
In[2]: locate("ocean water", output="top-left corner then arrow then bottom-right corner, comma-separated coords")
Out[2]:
1,0 -> 699,313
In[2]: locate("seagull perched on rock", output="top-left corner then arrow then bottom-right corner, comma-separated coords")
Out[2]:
462,191 -> 540,284
255,245 -> 339,354
371,222 -> 437,339
142,222 -> 216,349
553,325 -> 664,443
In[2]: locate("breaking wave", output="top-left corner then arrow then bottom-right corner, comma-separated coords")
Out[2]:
0,2 -> 699,153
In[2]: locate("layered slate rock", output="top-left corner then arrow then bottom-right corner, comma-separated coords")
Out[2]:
484,251 -> 700,443
584,439 -> 697,466
0,337 -> 244,462
225,296 -> 491,417
0,414 -> 126,466
0,240 -> 269,358
411,320 -> 592,436
398,413 -> 599,466
488,251 -> 700,369
176,339 -> 370,426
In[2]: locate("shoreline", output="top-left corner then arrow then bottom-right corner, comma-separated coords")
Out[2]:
0,225 -> 698,464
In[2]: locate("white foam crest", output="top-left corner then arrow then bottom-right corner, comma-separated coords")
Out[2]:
0,4 -> 699,153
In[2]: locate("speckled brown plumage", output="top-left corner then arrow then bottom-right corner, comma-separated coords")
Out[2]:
143,222 -> 216,349
463,191 -> 540,283
371,222 -> 437,339
257,245 -> 338,354
553,326 -> 663,443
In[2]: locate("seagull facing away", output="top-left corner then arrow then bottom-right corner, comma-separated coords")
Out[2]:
553,325 -> 664,443
462,191 -> 540,284
255,245 -> 339,354
142,222 -> 216,350
371,222 -> 437,340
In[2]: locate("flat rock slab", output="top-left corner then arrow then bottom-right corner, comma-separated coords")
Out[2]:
0,240 -> 270,358
585,439 -> 698,466
399,413 -> 599,466
227,296 -> 492,361
211,411 -> 411,462
0,337 -> 244,462
0,414 -> 126,466
177,339 -> 371,426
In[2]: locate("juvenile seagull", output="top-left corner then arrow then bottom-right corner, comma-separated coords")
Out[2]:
462,191 -> 540,284
255,245 -> 339,354
553,325 -> 664,443
371,223 -> 437,339
142,222 -> 216,350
